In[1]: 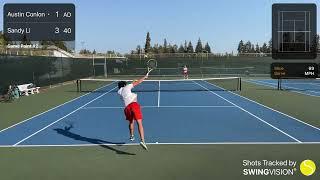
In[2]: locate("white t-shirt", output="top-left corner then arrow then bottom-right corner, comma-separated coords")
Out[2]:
117,84 -> 137,107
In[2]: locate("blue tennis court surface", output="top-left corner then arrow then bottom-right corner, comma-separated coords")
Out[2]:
247,79 -> 320,97
1,80 -> 320,147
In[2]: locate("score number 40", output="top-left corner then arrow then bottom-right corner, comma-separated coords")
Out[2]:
55,27 -> 72,34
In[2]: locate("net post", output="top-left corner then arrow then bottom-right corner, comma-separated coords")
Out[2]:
239,77 -> 242,91
92,54 -> 95,77
76,79 -> 82,92
104,56 -> 107,78
277,79 -> 281,90
76,79 -> 79,92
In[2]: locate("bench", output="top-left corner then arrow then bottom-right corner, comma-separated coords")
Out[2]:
17,83 -> 40,96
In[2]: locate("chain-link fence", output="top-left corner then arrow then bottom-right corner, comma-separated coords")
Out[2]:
0,55 -> 93,94
1,54 -> 319,94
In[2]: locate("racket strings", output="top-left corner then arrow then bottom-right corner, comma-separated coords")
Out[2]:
146,59 -> 157,76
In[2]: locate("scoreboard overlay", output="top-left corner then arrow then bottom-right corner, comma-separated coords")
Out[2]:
3,4 -> 75,42
271,63 -> 318,79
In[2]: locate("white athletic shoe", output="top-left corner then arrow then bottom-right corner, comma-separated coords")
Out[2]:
140,141 -> 148,151
130,135 -> 135,141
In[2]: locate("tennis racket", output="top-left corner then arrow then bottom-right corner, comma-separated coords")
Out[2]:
146,59 -> 157,76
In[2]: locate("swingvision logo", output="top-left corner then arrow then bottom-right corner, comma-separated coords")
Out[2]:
300,160 -> 316,176
242,159 -> 317,177
242,160 -> 297,176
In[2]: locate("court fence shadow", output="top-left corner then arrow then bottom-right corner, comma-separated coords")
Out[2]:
53,125 -> 136,155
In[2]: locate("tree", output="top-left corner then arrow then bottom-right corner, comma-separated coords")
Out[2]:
195,38 -> 203,53
244,41 -> 252,53
93,49 -> 96,54
0,31 -> 8,46
237,40 -> 244,53
152,44 -> 160,54
39,40 -> 69,52
268,38 -> 272,53
255,43 -> 260,53
144,32 -> 151,53
163,38 -> 168,53
136,45 -> 142,54
21,34 -> 31,45
204,42 -> 211,53
250,44 -> 255,53
39,40 -> 51,49
169,44 -> 178,53
261,43 -> 268,53
79,49 -> 91,54
53,41 -> 68,52
159,45 -> 164,53
106,50 -> 115,56
178,44 -> 185,53
187,41 -> 194,53
184,40 -> 188,53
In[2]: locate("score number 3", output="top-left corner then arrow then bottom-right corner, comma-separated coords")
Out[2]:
55,27 -> 72,34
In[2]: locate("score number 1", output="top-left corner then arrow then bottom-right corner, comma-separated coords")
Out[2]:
55,11 -> 72,18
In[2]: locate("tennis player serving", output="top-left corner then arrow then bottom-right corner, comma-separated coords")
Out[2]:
117,74 -> 149,150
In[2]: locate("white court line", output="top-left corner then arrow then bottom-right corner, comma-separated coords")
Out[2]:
281,82 -> 320,87
82,106 -> 126,109
0,82 -> 116,134
13,87 -> 117,146
246,79 -> 320,98
2,141 -> 320,148
149,105 -> 237,108
278,82 -> 320,85
81,105 -> 236,109
205,80 -> 320,132
308,83 -> 320,87
192,81 -> 301,143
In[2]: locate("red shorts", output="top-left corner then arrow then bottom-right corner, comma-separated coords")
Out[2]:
183,71 -> 188,75
124,102 -> 143,122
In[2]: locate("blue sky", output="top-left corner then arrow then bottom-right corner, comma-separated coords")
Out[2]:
1,0 -> 319,53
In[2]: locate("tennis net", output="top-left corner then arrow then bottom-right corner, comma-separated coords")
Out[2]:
76,77 -> 241,92
277,78 -> 320,90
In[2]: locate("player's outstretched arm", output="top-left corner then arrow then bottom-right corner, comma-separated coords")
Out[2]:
132,74 -> 148,87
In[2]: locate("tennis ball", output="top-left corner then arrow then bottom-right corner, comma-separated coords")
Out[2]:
155,142 -> 158,144
300,159 -> 316,176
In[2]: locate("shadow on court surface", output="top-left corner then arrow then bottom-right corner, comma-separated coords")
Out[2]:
53,125 -> 136,155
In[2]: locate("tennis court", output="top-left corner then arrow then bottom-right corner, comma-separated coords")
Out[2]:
247,79 -> 320,97
1,77 -> 320,147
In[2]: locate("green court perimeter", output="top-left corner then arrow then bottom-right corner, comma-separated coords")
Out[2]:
0,81 -> 320,180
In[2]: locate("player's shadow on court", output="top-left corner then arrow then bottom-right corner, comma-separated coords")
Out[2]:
53,125 -> 136,155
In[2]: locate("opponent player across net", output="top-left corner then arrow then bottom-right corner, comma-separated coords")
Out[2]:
117,59 -> 157,150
